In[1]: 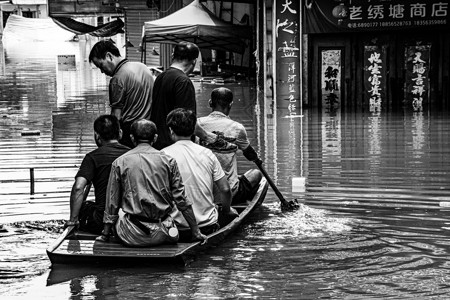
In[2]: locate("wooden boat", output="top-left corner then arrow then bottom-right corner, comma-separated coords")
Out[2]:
47,178 -> 268,265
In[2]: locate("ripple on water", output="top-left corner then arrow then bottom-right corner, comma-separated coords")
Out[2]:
0,220 -> 62,287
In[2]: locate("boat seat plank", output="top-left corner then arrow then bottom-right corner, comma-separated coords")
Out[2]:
53,239 -> 191,257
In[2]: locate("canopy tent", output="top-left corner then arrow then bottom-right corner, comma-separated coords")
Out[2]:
142,0 -> 252,56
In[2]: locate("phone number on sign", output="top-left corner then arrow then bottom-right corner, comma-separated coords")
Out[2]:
348,19 -> 447,28
414,19 -> 447,26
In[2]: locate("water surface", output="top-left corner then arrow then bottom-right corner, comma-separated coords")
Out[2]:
0,39 -> 450,299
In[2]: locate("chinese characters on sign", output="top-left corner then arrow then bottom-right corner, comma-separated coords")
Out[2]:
405,45 -> 430,111
275,0 -> 300,116
303,1 -> 450,33
364,46 -> 386,114
321,50 -> 341,114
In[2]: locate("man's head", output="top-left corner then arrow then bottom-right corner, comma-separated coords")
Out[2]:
130,119 -> 158,146
89,40 -> 122,76
172,42 -> 199,75
167,108 -> 196,139
93,115 -> 121,146
210,87 -> 233,113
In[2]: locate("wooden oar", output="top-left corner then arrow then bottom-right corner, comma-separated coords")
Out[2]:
254,160 -> 299,211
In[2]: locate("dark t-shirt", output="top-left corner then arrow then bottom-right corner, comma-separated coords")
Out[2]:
76,142 -> 129,211
150,67 -> 196,150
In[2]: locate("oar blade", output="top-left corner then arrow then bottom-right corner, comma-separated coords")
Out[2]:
281,198 -> 300,211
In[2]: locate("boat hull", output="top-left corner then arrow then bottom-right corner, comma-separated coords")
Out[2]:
47,178 -> 268,265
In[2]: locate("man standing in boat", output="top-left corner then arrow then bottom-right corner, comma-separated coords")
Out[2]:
97,119 -> 207,246
65,115 -> 130,234
89,40 -> 154,149
162,108 -> 238,241
198,87 -> 263,204
150,41 -> 236,152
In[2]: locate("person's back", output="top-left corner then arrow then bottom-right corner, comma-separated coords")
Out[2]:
198,112 -> 248,193
89,40 -> 154,148
151,67 -> 196,149
162,108 -> 237,241
164,139 -> 221,228
198,87 -> 263,204
98,119 -> 207,246
65,115 -> 129,234
110,61 -> 153,124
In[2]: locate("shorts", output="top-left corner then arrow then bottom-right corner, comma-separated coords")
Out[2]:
232,175 -> 259,204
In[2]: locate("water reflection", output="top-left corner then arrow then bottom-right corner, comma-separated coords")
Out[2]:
0,39 -> 450,299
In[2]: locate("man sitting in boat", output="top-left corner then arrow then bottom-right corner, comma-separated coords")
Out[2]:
162,108 -> 238,241
96,119 -> 207,246
198,87 -> 263,205
64,115 -> 130,234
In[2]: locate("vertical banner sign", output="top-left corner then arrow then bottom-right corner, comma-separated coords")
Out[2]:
405,45 -> 431,111
321,50 -> 341,114
364,45 -> 386,114
275,0 -> 300,116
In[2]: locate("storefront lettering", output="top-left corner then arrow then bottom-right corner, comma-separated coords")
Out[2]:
276,0 -> 300,116
364,46 -> 385,113
405,46 -> 430,112
410,4 -> 426,17
304,1 -> 450,33
432,2 -> 448,16
276,19 -> 295,37
368,5 -> 384,19
349,6 -> 363,19
389,5 -> 405,18
281,0 -> 297,14
348,2 -> 448,22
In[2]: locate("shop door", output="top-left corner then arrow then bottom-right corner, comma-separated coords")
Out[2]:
310,36 -> 351,113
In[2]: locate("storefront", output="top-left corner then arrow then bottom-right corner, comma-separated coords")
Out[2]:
303,0 -> 450,112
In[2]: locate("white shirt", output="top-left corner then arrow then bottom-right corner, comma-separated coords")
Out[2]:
163,140 -> 225,228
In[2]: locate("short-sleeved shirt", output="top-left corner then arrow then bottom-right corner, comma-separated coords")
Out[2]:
150,67 -> 196,150
104,143 -> 192,223
162,140 -> 224,228
76,142 -> 130,212
197,111 -> 250,195
109,59 -> 154,124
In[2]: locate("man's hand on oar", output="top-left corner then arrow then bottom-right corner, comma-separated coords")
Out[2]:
253,159 -> 300,211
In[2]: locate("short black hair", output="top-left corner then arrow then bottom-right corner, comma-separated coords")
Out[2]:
166,108 -> 196,137
130,119 -> 157,143
89,40 -> 121,63
93,115 -> 121,141
211,87 -> 233,108
173,42 -> 199,62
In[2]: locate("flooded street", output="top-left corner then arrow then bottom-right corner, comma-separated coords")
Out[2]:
1,39 -> 450,299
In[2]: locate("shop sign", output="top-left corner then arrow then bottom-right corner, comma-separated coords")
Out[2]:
321,50 -> 341,114
404,45 -> 431,111
364,46 -> 386,114
275,0 -> 301,116
304,0 -> 450,33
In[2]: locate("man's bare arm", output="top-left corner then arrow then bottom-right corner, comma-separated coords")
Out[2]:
66,177 -> 89,226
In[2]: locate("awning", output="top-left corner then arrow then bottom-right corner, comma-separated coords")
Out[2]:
142,0 -> 252,54
52,17 -> 124,37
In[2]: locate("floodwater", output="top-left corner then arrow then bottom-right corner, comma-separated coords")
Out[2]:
1,38 -> 450,299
